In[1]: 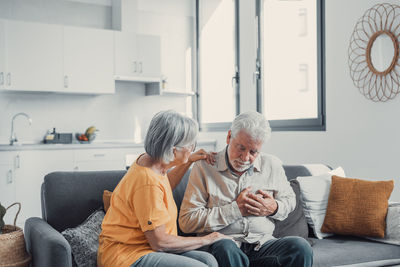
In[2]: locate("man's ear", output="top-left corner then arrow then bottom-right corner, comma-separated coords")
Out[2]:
226,130 -> 232,145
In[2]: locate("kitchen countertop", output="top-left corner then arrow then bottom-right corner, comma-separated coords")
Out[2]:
0,140 -> 217,151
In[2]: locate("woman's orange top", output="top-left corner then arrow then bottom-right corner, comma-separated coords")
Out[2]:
97,162 -> 178,267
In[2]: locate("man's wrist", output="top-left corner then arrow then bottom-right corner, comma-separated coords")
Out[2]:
269,201 -> 279,216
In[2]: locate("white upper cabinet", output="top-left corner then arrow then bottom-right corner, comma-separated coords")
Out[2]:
114,31 -> 138,77
5,20 -> 64,92
63,26 -> 115,94
114,31 -> 161,78
137,34 -> 161,78
0,20 -> 115,94
0,19 -> 163,94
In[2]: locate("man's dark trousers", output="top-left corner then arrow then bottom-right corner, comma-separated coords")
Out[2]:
208,236 -> 313,267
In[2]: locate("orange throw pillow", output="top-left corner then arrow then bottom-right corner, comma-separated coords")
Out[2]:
103,190 -> 112,212
321,175 -> 394,238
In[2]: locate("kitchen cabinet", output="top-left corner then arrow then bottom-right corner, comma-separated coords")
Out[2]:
0,20 -> 6,90
73,148 -> 132,171
63,26 -> 115,94
5,20 -> 63,92
114,32 -> 161,79
0,19 -> 167,94
13,150 -> 74,227
0,20 -> 114,94
136,34 -> 161,78
0,152 -> 17,226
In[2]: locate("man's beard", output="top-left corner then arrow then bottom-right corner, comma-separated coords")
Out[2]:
231,159 -> 251,172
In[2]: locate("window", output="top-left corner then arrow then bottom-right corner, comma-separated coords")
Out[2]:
257,0 -> 325,131
196,0 -> 239,131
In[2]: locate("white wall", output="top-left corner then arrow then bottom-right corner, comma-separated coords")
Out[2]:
201,0 -> 400,201
0,0 -> 194,144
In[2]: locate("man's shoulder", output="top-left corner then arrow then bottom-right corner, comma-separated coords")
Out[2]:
259,153 -> 283,165
193,158 -> 215,170
257,153 -> 283,170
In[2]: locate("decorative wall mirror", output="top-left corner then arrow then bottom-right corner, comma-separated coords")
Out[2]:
348,3 -> 400,102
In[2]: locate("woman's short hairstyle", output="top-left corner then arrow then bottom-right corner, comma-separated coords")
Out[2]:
230,111 -> 271,143
144,110 -> 198,163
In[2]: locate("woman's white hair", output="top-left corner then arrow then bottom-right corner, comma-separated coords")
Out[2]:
144,110 -> 198,164
230,111 -> 271,142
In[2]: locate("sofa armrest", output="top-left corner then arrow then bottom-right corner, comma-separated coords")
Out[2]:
24,217 -> 73,267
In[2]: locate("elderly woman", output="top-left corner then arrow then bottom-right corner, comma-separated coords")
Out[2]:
98,110 -> 229,267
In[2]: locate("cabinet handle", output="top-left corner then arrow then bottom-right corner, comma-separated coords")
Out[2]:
139,62 -> 143,73
133,61 -> 137,73
93,154 -> 105,157
298,8 -> 308,37
7,73 -> 11,86
6,170 -> 13,184
64,75 -> 69,88
15,155 -> 20,169
0,72 -> 3,86
298,64 -> 309,92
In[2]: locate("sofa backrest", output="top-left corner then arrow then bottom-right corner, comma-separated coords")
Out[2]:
42,164 -> 329,232
42,170 -> 126,232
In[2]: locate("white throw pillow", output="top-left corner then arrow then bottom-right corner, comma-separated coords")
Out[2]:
297,167 -> 346,239
366,202 -> 400,245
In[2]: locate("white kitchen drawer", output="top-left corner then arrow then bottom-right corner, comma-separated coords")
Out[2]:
74,149 -> 124,162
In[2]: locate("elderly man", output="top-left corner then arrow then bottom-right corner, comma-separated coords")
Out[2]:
179,111 -> 313,267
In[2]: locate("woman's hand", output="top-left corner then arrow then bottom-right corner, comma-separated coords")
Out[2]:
202,232 -> 233,245
189,149 -> 217,165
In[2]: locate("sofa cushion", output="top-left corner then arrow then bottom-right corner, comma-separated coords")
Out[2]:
297,167 -> 345,239
273,179 -> 308,240
366,202 -> 400,245
321,176 -> 394,238
312,235 -> 400,267
61,209 -> 105,267
103,190 -> 112,212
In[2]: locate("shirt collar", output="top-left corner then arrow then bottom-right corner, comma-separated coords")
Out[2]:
215,146 -> 262,175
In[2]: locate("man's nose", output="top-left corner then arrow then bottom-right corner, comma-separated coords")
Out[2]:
241,151 -> 250,162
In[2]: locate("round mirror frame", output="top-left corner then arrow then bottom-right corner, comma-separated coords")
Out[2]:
366,30 -> 398,76
348,3 -> 400,102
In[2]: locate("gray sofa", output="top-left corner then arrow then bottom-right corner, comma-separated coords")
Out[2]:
24,165 -> 400,267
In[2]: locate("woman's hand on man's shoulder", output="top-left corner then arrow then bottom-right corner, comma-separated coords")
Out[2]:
189,149 -> 217,165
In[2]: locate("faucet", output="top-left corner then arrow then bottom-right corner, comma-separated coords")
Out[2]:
10,112 -> 32,145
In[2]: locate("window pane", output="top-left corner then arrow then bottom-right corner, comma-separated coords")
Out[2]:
262,0 -> 318,121
199,0 -> 236,124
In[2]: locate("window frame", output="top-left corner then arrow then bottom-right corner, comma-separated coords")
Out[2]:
256,0 -> 326,131
195,0 -> 240,132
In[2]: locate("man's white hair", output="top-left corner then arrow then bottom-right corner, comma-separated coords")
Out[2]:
230,111 -> 271,142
